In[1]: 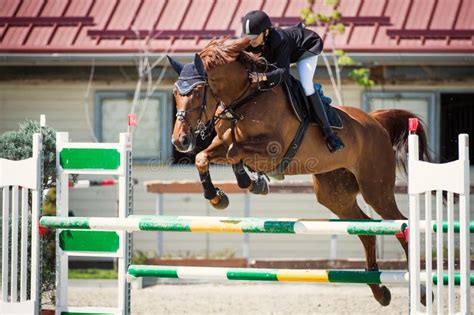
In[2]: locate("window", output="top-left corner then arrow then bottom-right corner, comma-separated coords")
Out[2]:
362,92 -> 439,157
95,91 -> 172,163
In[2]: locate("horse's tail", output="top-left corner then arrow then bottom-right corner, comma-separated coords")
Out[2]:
370,109 -> 432,176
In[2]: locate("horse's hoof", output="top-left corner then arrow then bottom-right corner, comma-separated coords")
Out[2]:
209,188 -> 229,210
377,285 -> 392,306
419,284 -> 434,307
250,175 -> 269,195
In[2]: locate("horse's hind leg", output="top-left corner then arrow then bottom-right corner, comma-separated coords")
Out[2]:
313,170 -> 392,306
353,154 -> 432,304
232,161 -> 269,195
353,153 -> 409,262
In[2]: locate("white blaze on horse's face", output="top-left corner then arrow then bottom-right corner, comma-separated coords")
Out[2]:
171,85 -> 206,153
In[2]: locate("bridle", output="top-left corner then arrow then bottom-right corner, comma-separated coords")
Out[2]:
174,59 -> 266,142
175,77 -> 219,140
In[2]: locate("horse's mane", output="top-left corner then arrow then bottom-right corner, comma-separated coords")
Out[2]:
199,37 -> 265,71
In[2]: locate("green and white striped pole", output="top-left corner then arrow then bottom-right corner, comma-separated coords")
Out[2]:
127,265 -> 474,286
40,216 -> 408,235
40,215 -> 474,235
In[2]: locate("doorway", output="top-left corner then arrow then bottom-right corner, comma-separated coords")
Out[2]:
440,93 -> 474,164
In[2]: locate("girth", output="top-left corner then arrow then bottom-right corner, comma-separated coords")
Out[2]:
274,116 -> 310,175
217,86 -> 310,176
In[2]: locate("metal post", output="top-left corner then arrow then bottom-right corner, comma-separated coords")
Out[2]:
329,212 -> 337,260
243,193 -> 251,260
156,193 -> 164,257
205,201 -> 210,258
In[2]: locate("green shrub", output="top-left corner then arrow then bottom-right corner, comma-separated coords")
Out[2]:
0,119 -> 56,190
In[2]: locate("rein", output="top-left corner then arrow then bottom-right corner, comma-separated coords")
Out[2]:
213,81 -> 263,143
174,64 -> 265,144
206,67 -> 309,177
174,59 -> 305,177
215,82 -> 259,120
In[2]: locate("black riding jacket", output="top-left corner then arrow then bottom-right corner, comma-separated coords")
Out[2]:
246,24 -> 324,87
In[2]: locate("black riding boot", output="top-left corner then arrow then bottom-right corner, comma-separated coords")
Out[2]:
307,92 -> 345,153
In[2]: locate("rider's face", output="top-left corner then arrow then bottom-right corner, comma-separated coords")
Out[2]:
249,32 -> 265,47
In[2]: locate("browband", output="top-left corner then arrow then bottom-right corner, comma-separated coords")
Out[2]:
175,79 -> 206,95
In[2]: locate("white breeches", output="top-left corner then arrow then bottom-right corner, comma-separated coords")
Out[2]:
296,55 -> 318,96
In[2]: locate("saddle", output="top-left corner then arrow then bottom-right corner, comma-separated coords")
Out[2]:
283,75 -> 343,129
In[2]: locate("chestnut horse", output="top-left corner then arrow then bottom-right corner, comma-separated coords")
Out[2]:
168,37 -> 430,307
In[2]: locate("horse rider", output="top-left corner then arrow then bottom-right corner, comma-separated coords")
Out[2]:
241,10 -> 344,153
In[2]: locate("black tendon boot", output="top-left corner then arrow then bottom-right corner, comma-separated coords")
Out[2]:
307,92 -> 345,153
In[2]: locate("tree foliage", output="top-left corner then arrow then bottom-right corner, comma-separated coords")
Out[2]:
349,68 -> 375,88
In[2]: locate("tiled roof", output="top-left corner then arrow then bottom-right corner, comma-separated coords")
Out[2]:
0,0 -> 472,53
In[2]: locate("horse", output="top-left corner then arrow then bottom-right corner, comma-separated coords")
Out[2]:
167,37 -> 430,307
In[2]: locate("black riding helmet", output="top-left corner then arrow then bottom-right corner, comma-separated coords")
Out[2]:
241,10 -> 272,39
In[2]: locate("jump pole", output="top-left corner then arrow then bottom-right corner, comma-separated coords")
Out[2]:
40,215 -> 474,235
40,216 -> 408,235
127,265 -> 474,286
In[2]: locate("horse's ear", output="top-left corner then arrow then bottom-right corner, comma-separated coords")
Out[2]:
167,55 -> 184,75
194,53 -> 206,77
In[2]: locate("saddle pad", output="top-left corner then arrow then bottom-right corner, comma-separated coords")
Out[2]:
283,75 -> 343,129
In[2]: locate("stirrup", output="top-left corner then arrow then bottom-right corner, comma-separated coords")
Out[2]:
326,133 -> 345,153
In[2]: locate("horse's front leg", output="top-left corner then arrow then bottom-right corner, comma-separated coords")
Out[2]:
196,136 -> 230,210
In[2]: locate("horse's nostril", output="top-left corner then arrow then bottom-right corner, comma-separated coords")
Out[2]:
180,135 -> 190,146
